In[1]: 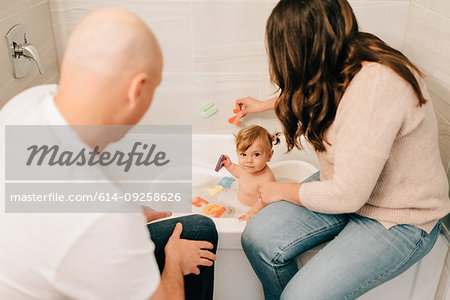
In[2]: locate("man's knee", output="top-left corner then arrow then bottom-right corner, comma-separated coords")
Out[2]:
180,214 -> 218,248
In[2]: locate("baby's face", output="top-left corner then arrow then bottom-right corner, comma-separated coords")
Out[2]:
237,139 -> 272,174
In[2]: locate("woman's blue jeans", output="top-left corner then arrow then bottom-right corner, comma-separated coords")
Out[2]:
241,172 -> 442,300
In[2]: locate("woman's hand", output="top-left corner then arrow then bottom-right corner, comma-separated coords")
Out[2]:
236,96 -> 278,116
235,97 -> 265,115
258,182 -> 303,206
258,182 -> 283,206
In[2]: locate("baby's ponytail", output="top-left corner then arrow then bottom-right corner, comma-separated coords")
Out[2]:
271,132 -> 281,146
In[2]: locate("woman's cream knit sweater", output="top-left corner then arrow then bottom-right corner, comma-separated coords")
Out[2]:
299,63 -> 450,233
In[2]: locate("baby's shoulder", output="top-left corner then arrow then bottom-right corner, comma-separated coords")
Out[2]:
259,166 -> 276,182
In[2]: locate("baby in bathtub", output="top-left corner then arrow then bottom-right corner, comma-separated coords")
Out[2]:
222,125 -> 280,222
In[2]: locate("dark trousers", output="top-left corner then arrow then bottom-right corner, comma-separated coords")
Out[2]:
147,214 -> 218,300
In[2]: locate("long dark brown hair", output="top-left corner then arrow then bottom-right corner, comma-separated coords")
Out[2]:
266,0 -> 426,152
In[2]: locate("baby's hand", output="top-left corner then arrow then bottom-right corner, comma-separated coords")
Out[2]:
222,154 -> 233,169
238,211 -> 256,223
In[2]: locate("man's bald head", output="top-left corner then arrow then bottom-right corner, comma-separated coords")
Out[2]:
62,8 -> 162,79
55,8 -> 163,128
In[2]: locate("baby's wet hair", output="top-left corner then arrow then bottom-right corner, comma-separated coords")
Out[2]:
235,125 -> 280,153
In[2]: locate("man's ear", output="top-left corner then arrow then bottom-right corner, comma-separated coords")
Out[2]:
127,72 -> 148,108
267,149 -> 274,162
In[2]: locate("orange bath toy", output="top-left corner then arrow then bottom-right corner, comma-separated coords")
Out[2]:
228,107 -> 246,126
192,196 -> 209,207
203,204 -> 226,218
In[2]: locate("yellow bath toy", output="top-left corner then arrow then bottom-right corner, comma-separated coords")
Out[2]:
206,185 -> 224,196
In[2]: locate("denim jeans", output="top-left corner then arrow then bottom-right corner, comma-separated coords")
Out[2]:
147,214 -> 218,300
241,172 -> 442,300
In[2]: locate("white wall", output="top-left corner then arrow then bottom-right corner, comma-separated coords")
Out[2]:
0,0 -> 59,107
48,0 -> 410,134
401,0 -> 450,296
402,0 -> 450,171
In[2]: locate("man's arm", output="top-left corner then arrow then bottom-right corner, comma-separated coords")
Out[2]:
54,213 -> 162,300
149,259 -> 183,300
143,209 -> 172,223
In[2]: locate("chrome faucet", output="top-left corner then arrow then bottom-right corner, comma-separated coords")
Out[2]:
13,34 -> 43,74
5,24 -> 44,78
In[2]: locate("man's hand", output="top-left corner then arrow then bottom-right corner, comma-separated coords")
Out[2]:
143,208 -> 172,223
165,223 -> 216,275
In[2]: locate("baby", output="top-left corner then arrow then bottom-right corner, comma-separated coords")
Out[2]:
222,125 -> 279,222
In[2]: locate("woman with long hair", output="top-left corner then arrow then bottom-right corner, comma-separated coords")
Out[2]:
238,0 -> 450,299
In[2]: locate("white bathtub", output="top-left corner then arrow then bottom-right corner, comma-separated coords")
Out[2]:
184,134 -> 448,300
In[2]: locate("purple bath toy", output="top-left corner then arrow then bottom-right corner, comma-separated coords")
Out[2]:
215,154 -> 226,172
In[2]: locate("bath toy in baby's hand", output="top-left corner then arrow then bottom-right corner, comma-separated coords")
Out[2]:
215,154 -> 226,172
228,107 -> 246,126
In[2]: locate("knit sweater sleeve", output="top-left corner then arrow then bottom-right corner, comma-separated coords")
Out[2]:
299,64 -> 414,213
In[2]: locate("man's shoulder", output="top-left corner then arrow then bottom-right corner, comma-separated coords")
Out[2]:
0,84 -> 58,125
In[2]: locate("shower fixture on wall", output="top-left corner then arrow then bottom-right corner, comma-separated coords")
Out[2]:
5,24 -> 43,78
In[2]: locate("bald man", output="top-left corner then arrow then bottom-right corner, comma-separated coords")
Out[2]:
0,8 -> 217,300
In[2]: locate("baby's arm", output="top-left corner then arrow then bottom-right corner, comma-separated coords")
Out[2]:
222,154 -> 242,178
239,170 -> 276,222
238,199 -> 264,222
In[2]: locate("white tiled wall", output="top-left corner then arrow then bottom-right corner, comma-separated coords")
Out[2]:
402,1 -> 450,290
402,0 -> 450,170
0,0 -> 59,107
48,0 -> 410,134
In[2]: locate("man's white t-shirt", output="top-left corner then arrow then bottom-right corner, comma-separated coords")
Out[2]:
0,85 -> 160,299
